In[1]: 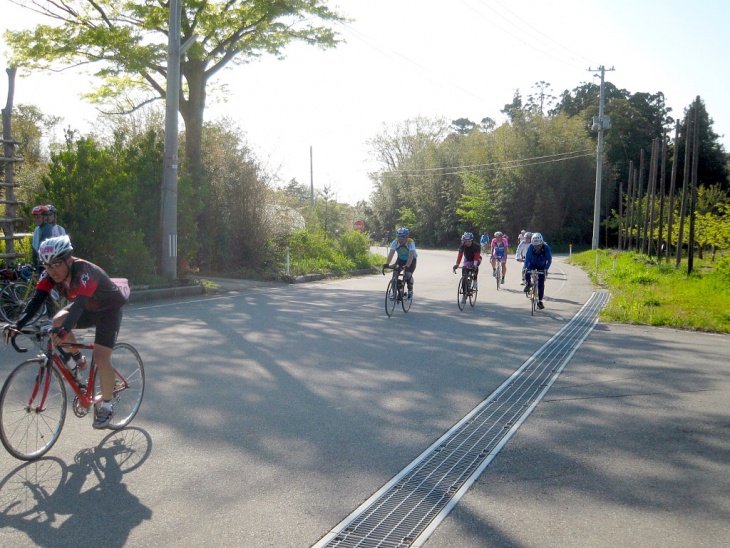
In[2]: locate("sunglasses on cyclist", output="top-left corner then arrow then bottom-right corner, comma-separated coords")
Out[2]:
44,260 -> 66,271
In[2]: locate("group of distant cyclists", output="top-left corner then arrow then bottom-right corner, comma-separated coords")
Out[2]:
384,227 -> 553,310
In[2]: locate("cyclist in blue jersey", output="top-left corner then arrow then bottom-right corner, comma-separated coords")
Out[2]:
479,231 -> 490,250
384,227 -> 417,299
523,232 -> 552,309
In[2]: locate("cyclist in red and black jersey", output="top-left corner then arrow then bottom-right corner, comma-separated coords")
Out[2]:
452,232 -> 482,289
5,235 -> 128,429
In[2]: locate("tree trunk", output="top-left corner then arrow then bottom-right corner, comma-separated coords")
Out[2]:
180,58 -> 207,193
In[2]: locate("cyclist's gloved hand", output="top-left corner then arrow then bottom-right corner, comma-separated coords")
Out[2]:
383,263 -> 389,269
453,265 -> 458,273
2,324 -> 17,345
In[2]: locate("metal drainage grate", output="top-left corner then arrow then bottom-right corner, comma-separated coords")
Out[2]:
314,291 -> 610,548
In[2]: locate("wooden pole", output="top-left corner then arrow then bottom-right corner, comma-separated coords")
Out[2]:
676,110 -> 693,268
637,149 -> 646,253
687,97 -> 701,274
646,139 -> 659,257
625,161 -> 634,250
665,121 -> 680,262
656,129 -> 667,262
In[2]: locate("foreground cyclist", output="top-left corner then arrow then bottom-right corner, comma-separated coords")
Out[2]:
3,235 -> 128,429
384,227 -> 417,299
523,232 -> 552,309
452,232 -> 482,290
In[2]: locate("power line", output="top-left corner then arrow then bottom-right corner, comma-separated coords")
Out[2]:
462,0 -> 596,70
336,22 -> 489,104
377,149 -> 595,179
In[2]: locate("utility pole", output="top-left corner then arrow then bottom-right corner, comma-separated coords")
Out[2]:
161,0 -> 196,279
310,146 -> 314,212
589,65 -> 614,250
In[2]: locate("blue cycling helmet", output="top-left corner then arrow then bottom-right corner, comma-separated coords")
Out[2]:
461,232 -> 474,241
396,227 -> 409,238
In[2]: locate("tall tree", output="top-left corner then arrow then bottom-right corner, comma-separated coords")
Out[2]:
4,0 -> 348,196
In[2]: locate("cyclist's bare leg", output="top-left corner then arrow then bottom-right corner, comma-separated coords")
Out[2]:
51,309 -> 78,346
93,344 -> 114,401
501,260 -> 507,279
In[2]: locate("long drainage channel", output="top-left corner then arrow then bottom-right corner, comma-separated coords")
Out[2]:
314,291 -> 610,548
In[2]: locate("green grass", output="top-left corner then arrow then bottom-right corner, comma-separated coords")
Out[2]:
568,250 -> 730,334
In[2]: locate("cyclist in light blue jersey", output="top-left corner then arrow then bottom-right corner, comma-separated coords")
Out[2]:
384,227 -> 417,299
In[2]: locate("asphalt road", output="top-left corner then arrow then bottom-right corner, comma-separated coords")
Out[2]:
0,248 -> 728,547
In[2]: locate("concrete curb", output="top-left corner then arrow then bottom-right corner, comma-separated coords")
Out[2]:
289,267 -> 378,284
128,284 -> 204,303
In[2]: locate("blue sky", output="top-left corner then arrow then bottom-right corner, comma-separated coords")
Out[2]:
1,0 -> 728,204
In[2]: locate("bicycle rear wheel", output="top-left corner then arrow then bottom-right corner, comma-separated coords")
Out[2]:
94,342 -> 145,430
0,361 -> 67,461
385,279 -> 397,317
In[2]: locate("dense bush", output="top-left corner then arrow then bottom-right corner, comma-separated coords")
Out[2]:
287,230 -> 379,276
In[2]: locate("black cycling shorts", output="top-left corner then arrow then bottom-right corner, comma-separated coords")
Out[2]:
63,304 -> 123,348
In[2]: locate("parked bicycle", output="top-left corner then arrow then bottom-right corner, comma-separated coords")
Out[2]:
0,323 -> 145,461
456,265 -> 478,310
525,269 -> 546,316
382,264 -> 412,317
0,264 -> 64,325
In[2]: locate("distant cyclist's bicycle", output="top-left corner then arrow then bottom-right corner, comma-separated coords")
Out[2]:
456,265 -> 478,310
526,269 -> 546,316
491,260 -> 502,290
382,264 -> 412,317
0,324 -> 145,461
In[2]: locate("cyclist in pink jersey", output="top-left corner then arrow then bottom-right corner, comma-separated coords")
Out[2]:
490,231 -> 509,284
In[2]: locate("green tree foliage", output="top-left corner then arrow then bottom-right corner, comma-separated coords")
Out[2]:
194,118 -> 273,273
5,0 -> 348,199
0,104 -> 61,221
39,134 -> 156,279
368,116 -> 462,246
674,99 -> 729,192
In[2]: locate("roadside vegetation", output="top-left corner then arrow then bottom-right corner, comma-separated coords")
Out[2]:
284,230 -> 384,278
569,250 -> 730,334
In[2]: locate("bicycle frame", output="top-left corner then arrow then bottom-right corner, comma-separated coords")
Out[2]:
10,325 -> 129,411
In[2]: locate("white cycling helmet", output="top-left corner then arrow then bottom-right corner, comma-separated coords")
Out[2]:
39,235 -> 73,264
531,233 -> 544,246
494,231 -> 503,237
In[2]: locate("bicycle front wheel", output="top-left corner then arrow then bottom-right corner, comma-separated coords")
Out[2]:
385,279 -> 397,317
531,288 -> 538,316
401,287 -> 412,312
0,361 -> 67,461
457,276 -> 467,311
469,277 -> 478,307
95,342 -> 145,430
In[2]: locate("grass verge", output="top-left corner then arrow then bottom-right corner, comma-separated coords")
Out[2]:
568,250 -> 730,334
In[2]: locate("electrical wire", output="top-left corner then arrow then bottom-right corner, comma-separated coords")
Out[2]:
376,149 -> 595,179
